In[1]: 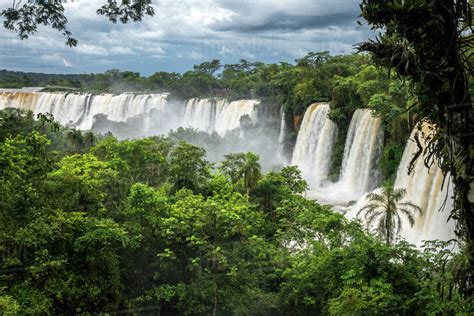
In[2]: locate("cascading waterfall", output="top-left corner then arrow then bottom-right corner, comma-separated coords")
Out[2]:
347,123 -> 455,246
182,98 -> 222,133
0,91 -> 169,129
395,124 -> 455,245
0,91 -> 39,112
214,100 -> 259,136
277,108 -> 288,163
307,108 -> 383,206
291,103 -> 337,187
338,109 -> 384,196
37,93 -> 91,126
78,93 -> 168,130
0,92 -> 258,137
339,109 -> 383,195
181,98 -> 258,136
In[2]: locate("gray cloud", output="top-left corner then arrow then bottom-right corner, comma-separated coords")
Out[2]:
212,12 -> 357,32
0,0 -> 369,75
212,0 -> 361,33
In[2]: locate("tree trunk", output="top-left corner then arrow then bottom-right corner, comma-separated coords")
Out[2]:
213,279 -> 218,316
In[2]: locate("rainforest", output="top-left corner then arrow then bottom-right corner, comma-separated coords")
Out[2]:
1,0 -> 474,315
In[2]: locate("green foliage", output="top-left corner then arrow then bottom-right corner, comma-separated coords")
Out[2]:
92,135 -> 172,188
168,141 -> 212,193
379,142 -> 405,183
0,58 -> 471,314
358,184 -> 421,245
44,154 -> 119,214
236,152 -> 262,194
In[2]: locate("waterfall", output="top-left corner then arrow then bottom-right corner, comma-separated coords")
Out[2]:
347,123 -> 455,246
37,93 -> 91,126
0,91 -> 258,137
291,103 -> 337,188
78,93 -> 168,130
394,124 -> 455,245
307,108 -> 383,206
1,91 -> 170,131
182,98 -> 221,133
181,98 -> 257,135
0,91 -> 39,112
338,109 -> 383,196
214,100 -> 259,136
277,108 -> 288,163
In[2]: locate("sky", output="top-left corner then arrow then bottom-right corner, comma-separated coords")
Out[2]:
0,0 -> 372,75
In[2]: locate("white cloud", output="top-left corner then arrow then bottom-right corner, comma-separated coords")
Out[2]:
74,44 -> 108,56
110,47 -> 134,55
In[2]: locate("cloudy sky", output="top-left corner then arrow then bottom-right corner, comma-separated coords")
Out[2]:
0,0 -> 371,75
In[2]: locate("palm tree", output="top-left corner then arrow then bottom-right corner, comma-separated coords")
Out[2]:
67,128 -> 84,153
237,152 -> 262,195
358,184 -> 421,245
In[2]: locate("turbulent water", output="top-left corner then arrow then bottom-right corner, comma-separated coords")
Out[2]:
181,98 -> 258,136
307,108 -> 383,205
347,123 -> 455,245
214,99 -> 259,136
338,109 -> 384,196
0,92 -> 260,136
291,103 -> 337,188
182,98 -> 219,133
0,91 -> 169,129
78,93 -> 168,130
394,124 -> 455,244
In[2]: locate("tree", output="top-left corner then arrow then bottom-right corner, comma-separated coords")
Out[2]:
92,136 -> 172,188
359,0 -> 474,293
193,59 -> 222,76
1,0 -> 154,46
168,141 -> 211,193
236,152 -> 262,195
67,128 -> 85,153
358,185 -> 421,245
219,152 -> 246,184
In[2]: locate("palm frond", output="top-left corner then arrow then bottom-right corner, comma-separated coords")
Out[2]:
399,201 -> 422,214
392,188 -> 407,200
366,192 -> 386,204
399,208 -> 416,227
395,213 -> 402,236
358,203 -> 380,217
366,211 -> 384,227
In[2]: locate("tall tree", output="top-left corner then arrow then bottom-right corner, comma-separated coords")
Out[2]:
237,152 -> 262,195
168,141 -> 211,193
358,185 -> 421,245
359,0 -> 474,294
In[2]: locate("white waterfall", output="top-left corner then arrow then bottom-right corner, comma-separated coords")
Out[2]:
306,108 -> 383,206
78,93 -> 168,130
338,109 -> 384,196
291,103 -> 337,188
277,108 -> 288,163
395,124 -> 455,245
1,91 -> 169,130
180,98 -> 258,136
347,123 -> 455,246
0,92 -> 258,137
214,100 -> 259,136
182,98 -> 220,133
